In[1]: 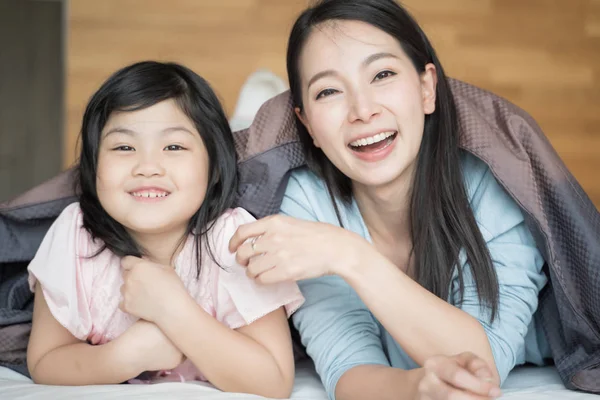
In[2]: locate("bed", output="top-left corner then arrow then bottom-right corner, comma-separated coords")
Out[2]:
0,360 -> 597,400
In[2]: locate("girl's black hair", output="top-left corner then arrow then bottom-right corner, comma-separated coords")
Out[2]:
77,61 -> 237,276
287,0 -> 499,319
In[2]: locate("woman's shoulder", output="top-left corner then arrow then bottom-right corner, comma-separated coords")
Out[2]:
286,166 -> 329,198
282,167 -> 352,226
460,151 -> 526,238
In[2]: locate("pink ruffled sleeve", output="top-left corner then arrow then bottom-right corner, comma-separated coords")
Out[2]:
211,208 -> 305,330
27,202 -> 94,341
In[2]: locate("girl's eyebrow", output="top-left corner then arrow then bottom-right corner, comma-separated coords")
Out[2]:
103,126 -> 195,137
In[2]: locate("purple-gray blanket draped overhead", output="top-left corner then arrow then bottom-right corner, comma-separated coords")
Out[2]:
1,79 -> 599,392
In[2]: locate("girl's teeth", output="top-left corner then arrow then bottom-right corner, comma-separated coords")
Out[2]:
132,192 -> 168,198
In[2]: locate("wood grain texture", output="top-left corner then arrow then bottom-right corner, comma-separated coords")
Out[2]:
66,0 -> 600,207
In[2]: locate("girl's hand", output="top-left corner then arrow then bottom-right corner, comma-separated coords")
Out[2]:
119,256 -> 189,323
417,352 -> 502,400
228,214 -> 369,284
118,320 -> 184,374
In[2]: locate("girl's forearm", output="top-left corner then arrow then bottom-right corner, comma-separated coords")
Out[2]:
156,297 -> 292,399
29,340 -> 139,385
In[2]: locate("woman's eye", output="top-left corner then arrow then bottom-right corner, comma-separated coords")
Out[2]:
316,88 -> 339,100
373,70 -> 396,81
164,144 -> 185,151
113,145 -> 134,151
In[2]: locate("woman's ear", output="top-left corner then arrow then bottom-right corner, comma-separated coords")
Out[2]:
421,63 -> 437,115
294,107 -> 321,148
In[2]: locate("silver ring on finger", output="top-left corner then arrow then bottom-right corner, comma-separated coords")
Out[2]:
251,235 -> 261,253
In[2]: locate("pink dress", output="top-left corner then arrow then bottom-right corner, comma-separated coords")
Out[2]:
27,203 -> 304,384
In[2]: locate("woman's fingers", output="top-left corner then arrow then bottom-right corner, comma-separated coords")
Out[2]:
424,356 -> 500,398
456,352 -> 496,382
419,369 -> 492,400
252,262 -> 296,284
228,218 -> 271,252
246,252 -> 277,279
235,240 -> 256,266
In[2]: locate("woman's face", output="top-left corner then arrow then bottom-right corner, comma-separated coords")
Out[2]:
296,20 -> 437,191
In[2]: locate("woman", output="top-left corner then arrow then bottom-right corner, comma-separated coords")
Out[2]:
229,1 -> 550,399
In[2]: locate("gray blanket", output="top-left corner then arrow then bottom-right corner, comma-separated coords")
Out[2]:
1,79 -> 598,392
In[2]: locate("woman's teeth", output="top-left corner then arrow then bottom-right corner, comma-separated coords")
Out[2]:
349,131 -> 396,148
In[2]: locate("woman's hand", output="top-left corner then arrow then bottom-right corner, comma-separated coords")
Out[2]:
117,320 -> 185,374
417,352 -> 502,400
119,256 -> 189,324
228,214 -> 370,284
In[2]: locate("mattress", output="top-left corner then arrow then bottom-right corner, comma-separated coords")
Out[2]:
0,360 -> 596,399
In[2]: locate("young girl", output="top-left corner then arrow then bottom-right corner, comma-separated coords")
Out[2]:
26,61 -> 303,398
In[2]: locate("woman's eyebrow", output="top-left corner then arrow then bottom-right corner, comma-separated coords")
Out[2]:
307,70 -> 338,90
362,52 -> 400,67
306,52 -> 400,90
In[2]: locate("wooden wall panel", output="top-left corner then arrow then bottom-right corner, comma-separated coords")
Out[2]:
66,0 -> 600,207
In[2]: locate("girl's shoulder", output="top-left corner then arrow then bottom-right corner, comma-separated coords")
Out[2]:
202,207 -> 256,263
56,201 -> 84,221
47,201 -> 102,250
210,207 -> 256,234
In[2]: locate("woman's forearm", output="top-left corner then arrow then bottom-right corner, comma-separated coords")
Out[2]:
336,364 -> 424,400
29,340 -> 139,385
339,247 -> 499,382
156,296 -> 293,399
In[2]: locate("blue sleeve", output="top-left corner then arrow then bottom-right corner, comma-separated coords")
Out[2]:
453,166 -> 547,384
281,173 -> 390,400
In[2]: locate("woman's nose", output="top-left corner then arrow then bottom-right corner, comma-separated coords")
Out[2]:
347,89 -> 381,123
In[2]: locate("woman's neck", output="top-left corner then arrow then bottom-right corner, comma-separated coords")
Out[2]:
128,227 -> 188,266
353,169 -> 414,245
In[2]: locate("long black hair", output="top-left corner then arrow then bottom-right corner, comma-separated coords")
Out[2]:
287,0 -> 499,320
77,61 -> 237,276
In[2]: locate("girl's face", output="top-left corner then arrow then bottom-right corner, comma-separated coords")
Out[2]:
96,99 -> 209,239
296,20 -> 437,192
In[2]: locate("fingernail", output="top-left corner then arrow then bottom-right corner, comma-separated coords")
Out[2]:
489,387 -> 502,397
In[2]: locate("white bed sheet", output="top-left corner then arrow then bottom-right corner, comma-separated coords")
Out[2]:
0,360 -> 597,399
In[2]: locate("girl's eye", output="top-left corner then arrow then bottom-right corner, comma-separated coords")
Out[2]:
164,144 -> 185,151
316,88 -> 339,100
373,70 -> 396,81
113,145 -> 134,151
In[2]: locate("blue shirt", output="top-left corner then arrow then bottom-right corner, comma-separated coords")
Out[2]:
280,152 -> 551,400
